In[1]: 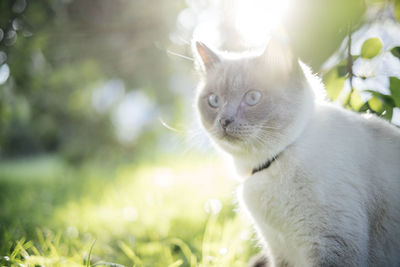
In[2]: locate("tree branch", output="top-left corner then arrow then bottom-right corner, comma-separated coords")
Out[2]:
346,23 -> 354,108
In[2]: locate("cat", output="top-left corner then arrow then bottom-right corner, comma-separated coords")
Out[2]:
193,39 -> 400,266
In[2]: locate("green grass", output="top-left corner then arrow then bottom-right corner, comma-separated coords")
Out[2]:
0,155 -> 259,266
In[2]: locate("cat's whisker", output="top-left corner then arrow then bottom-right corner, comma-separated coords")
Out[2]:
159,117 -> 184,133
258,125 -> 281,130
166,50 -> 194,61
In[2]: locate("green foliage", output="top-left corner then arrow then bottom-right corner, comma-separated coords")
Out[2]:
390,77 -> 400,106
395,0 -> 400,22
391,46 -> 400,59
364,91 -> 394,120
360,38 -> 382,59
323,68 -> 346,100
348,90 -> 365,111
322,6 -> 400,122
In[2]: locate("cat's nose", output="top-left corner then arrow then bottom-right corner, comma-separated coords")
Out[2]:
219,117 -> 234,129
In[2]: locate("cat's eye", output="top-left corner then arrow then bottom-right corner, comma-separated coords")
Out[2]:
244,90 -> 262,106
208,93 -> 221,108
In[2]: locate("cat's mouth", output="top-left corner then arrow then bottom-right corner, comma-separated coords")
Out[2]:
220,131 -> 242,143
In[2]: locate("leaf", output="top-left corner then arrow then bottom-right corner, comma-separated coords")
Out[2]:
337,65 -> 348,77
364,90 -> 396,107
391,47 -> 400,59
349,90 -> 365,111
366,93 -> 394,121
395,0 -> 400,23
358,102 -> 369,112
382,107 -> 393,121
323,68 -> 346,100
361,38 -> 382,59
368,96 -> 384,113
389,76 -> 400,107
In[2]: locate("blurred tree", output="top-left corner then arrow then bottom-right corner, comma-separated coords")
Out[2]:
284,0 -> 365,69
0,0 -> 185,162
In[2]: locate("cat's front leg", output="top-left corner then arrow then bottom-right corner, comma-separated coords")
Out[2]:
309,233 -> 369,267
247,253 -> 291,267
247,253 -> 269,267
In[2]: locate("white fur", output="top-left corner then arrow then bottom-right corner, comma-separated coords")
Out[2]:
238,95 -> 400,266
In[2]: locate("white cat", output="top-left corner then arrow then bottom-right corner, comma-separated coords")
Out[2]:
193,39 -> 400,266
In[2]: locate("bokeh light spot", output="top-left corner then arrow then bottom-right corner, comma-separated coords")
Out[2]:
0,64 -> 10,85
204,198 -> 222,214
122,206 -> 138,222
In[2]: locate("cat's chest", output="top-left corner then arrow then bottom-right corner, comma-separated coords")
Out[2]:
240,164 -> 315,265
240,162 -> 314,236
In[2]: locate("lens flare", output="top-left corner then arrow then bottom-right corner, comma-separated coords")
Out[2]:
235,0 -> 290,47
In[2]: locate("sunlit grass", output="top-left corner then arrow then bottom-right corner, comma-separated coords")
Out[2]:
0,155 -> 259,266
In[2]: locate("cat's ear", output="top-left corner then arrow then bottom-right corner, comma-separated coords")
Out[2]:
194,42 -> 220,72
258,33 -> 299,78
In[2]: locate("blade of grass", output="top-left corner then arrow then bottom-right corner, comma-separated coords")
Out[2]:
166,238 -> 197,267
167,259 -> 183,267
10,238 -> 26,261
86,239 -> 96,267
117,241 -> 142,267
92,261 -> 126,267
201,214 -> 218,266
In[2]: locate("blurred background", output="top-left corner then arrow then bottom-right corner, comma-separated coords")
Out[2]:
0,0 -> 399,266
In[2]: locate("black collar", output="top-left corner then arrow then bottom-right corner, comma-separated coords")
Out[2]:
251,154 -> 280,175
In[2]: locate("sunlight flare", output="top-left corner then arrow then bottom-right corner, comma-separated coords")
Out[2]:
235,0 -> 290,47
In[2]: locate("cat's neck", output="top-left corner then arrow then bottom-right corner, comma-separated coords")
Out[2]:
232,140 -> 290,177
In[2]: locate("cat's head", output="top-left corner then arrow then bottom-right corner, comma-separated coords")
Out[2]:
194,39 -> 314,159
